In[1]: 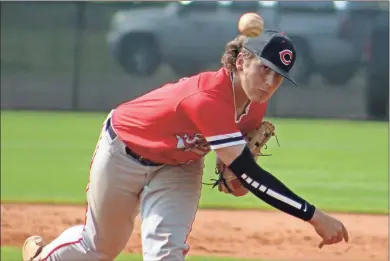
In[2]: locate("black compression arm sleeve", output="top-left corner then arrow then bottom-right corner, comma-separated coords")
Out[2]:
228,146 -> 315,221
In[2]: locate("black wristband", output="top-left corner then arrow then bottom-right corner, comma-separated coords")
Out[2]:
228,146 -> 315,221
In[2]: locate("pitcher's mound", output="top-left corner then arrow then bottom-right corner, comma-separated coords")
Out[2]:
1,204 -> 388,261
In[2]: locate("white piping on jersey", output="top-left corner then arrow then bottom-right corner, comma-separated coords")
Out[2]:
205,132 -> 243,142
210,139 -> 246,150
230,72 -> 252,123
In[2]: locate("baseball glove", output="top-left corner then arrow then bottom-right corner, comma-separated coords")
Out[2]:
211,121 -> 279,197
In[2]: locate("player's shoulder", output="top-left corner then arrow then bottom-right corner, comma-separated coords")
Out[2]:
177,68 -> 233,111
154,67 -> 231,112
198,67 -> 231,92
173,67 -> 230,89
182,67 -> 232,101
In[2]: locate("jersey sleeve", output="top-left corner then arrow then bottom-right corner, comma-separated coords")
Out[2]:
179,92 -> 246,150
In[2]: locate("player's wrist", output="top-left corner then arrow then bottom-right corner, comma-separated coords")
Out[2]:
303,203 -> 316,222
307,207 -> 322,225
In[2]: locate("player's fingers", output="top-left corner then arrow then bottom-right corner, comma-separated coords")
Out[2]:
319,235 -> 338,249
336,231 -> 343,243
333,234 -> 342,244
343,225 -> 349,243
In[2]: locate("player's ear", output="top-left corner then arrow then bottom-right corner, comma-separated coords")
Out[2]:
235,52 -> 244,72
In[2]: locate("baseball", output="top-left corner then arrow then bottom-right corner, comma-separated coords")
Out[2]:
238,12 -> 264,37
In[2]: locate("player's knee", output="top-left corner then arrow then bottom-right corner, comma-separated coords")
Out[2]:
89,245 -> 117,261
38,225 -> 113,261
143,242 -> 187,261
142,230 -> 189,261
82,229 -> 125,261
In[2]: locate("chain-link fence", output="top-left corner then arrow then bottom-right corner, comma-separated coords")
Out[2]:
1,1 -> 388,120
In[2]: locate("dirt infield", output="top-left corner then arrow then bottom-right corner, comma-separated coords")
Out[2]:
1,204 -> 388,261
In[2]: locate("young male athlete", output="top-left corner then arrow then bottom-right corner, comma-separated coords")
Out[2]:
23,30 -> 348,261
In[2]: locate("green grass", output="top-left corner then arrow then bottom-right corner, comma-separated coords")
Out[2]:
1,110 -> 388,214
0,247 -> 264,261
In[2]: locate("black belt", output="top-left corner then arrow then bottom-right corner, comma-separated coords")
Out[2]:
105,118 -> 163,167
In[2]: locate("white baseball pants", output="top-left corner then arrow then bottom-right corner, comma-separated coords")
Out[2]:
38,113 -> 204,261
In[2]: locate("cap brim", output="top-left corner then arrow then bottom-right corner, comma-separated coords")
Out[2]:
259,57 -> 298,86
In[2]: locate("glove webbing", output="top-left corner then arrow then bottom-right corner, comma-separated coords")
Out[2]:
202,167 -> 233,193
250,131 -> 280,156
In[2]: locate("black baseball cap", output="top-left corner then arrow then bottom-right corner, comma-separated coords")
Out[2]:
243,30 -> 297,86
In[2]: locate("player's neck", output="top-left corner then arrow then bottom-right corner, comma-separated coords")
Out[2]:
232,74 -> 250,110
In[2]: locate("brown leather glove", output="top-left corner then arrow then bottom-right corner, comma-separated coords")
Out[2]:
213,121 -> 278,197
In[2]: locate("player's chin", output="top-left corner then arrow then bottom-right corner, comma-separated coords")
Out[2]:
250,93 -> 269,104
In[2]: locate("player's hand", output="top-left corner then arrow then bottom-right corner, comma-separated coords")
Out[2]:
308,209 -> 349,249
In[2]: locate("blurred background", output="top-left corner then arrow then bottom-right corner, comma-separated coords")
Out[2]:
1,1 -> 389,120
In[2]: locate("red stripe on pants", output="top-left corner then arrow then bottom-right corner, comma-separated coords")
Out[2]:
41,238 -> 82,261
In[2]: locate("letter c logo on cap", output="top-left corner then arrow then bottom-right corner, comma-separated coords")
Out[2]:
279,49 -> 293,66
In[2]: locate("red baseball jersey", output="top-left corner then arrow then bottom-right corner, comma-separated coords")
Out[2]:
112,67 -> 268,165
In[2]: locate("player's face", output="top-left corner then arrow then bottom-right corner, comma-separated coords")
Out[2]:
240,58 -> 284,103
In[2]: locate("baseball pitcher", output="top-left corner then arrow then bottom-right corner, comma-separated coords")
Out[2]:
23,29 -> 348,261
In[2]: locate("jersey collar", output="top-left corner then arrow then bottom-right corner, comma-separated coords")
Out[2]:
230,71 -> 252,123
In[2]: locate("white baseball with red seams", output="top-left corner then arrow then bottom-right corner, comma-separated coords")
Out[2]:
238,12 -> 264,37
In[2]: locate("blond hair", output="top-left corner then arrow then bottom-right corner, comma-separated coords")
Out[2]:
221,35 -> 256,72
